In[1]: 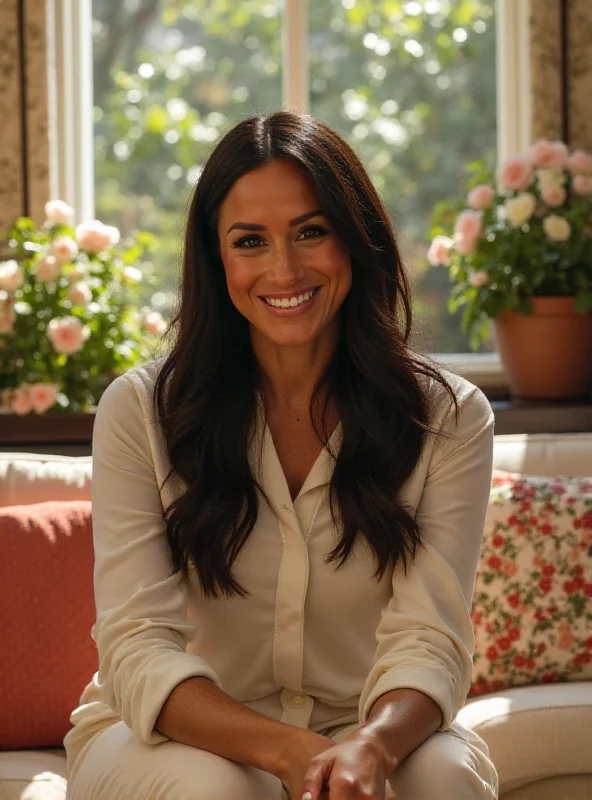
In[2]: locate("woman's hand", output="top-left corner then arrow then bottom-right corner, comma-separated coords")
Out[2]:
299,730 -> 397,800
279,730 -> 335,799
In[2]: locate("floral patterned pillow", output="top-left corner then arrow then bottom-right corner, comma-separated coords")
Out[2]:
470,470 -> 592,697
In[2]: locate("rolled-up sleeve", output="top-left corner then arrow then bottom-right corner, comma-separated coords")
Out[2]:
359,386 -> 494,730
91,374 -> 221,744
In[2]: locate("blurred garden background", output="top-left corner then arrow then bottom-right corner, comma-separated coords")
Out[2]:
92,0 -> 496,353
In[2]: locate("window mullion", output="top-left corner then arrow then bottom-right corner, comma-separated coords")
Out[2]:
496,0 -> 531,162
47,0 -> 94,223
282,0 -> 309,113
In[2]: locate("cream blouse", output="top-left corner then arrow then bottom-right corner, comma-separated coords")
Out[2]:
64,359 -> 494,774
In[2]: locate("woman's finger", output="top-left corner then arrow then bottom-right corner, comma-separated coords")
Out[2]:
302,759 -> 331,800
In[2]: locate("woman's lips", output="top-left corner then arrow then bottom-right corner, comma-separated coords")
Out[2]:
259,287 -> 320,317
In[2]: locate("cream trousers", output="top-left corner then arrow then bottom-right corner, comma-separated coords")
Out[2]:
67,719 -> 498,800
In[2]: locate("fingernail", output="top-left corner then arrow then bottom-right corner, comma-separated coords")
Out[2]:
302,793 -> 313,800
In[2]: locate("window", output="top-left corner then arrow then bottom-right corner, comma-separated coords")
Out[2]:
50,0 -> 530,376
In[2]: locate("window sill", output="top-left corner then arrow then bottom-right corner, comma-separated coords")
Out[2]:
1,392 -> 591,455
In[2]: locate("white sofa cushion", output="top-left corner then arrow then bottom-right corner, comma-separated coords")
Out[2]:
0,749 -> 66,800
457,682 -> 592,793
0,453 -> 92,508
0,434 -> 589,509
492,433 -> 592,478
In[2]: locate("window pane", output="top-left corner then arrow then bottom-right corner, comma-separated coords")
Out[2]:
310,0 -> 496,353
92,0 -> 282,313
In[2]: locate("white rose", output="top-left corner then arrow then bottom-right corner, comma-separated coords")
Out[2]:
536,169 -> 565,188
505,193 -> 536,227
76,220 -> 120,253
49,236 -> 79,264
44,200 -> 74,224
0,260 -> 25,291
543,215 -> 571,242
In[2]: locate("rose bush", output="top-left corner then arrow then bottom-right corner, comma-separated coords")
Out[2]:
0,200 -> 169,414
427,139 -> 592,348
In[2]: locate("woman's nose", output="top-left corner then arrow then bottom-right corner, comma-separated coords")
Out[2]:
267,245 -> 305,286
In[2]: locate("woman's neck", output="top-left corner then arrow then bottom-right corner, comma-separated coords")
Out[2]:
252,331 -> 338,413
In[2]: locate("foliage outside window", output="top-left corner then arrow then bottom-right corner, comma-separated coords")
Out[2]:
93,0 -> 496,354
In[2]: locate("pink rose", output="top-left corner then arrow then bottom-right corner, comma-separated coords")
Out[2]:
530,139 -> 568,170
47,316 -> 90,354
467,184 -> 495,210
29,383 -> 59,414
468,270 -> 489,288
49,236 -> 79,264
0,260 -> 24,291
427,235 -> 453,267
44,200 -> 74,224
455,235 -> 478,256
76,220 -> 120,253
497,156 -> 533,192
143,310 -> 168,335
573,175 -> 592,196
67,282 -> 92,305
540,184 -> 566,207
454,210 -> 482,256
10,387 -> 32,416
567,149 -> 592,175
35,255 -> 60,282
454,209 -> 482,240
0,308 -> 16,334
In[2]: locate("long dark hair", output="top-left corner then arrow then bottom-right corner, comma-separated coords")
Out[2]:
155,111 -> 457,598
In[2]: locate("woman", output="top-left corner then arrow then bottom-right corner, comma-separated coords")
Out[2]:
65,111 -> 497,800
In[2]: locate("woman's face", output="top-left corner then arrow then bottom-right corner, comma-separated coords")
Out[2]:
217,159 -> 352,353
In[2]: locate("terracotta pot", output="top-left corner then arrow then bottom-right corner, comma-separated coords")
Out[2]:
493,296 -> 592,399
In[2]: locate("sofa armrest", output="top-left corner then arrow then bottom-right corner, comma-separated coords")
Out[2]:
0,452 -> 92,507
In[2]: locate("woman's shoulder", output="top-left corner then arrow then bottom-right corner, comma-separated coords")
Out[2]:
96,357 -> 167,422
420,364 -> 494,437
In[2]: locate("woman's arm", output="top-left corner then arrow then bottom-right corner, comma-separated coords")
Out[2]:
347,687 -> 442,772
358,383 -> 495,734
156,676 -> 331,781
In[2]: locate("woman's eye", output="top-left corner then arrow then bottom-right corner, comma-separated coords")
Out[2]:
232,234 -> 264,249
298,224 -> 329,240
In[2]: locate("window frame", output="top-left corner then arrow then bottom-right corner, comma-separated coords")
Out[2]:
47,0 -> 530,390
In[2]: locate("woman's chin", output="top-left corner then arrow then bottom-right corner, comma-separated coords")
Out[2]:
252,323 -> 321,350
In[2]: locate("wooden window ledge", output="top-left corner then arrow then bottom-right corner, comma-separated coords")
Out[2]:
0,394 -> 591,455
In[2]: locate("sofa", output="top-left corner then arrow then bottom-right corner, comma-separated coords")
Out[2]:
0,433 -> 591,800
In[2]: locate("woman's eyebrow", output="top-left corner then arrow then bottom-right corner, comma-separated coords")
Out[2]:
226,209 -> 323,235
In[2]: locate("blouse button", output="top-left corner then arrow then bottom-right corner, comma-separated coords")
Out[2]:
291,694 -> 306,709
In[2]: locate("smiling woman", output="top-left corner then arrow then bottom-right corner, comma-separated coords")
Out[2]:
64,112 -> 497,800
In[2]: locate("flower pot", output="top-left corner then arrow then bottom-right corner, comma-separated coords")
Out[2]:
493,297 -> 592,399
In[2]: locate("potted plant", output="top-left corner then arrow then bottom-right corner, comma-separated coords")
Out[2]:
427,140 -> 592,399
0,200 -> 168,419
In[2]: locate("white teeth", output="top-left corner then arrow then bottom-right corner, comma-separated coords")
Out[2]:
264,289 -> 316,308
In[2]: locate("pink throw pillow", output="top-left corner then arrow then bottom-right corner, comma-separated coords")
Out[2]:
0,501 -> 96,749
470,471 -> 592,696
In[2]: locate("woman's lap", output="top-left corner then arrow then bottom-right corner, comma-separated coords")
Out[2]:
331,719 -> 498,799
67,719 -> 498,800
66,721 -> 285,800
